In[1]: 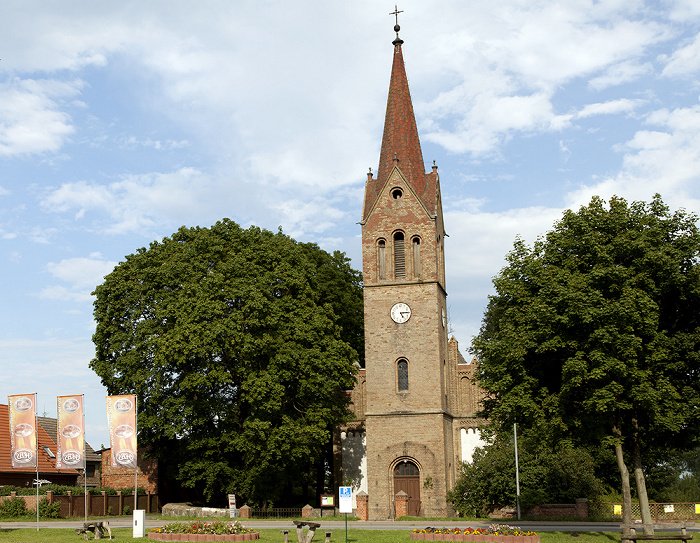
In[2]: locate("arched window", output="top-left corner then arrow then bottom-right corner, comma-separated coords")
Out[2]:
378,239 -> 386,279
397,358 -> 409,391
394,232 -> 405,278
394,461 -> 419,476
412,236 -> 421,277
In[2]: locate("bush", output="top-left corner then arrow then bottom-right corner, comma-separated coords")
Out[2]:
38,497 -> 60,519
0,486 -> 22,497
118,486 -> 147,495
447,440 -> 603,517
0,497 -> 28,517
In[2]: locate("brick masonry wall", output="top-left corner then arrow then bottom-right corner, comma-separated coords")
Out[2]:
101,448 -> 157,492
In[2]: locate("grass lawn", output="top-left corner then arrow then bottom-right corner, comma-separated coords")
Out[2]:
0,527 -> 624,543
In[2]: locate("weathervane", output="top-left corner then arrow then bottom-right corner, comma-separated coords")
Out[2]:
390,5 -> 404,45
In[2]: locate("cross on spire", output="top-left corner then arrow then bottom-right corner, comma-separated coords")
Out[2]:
390,5 -> 403,26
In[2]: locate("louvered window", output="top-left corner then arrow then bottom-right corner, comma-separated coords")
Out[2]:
394,232 -> 405,278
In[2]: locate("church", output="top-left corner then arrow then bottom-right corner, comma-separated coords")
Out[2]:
333,22 -> 487,520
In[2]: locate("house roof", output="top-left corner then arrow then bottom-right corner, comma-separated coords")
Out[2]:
0,404 -> 79,475
363,28 -> 437,220
36,416 -> 101,463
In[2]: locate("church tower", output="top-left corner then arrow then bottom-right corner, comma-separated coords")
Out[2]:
360,21 -> 453,519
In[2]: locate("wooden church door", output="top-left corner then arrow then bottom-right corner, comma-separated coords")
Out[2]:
394,461 -> 421,516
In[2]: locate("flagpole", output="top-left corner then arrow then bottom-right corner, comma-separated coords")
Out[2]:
35,393 -> 39,532
83,395 -> 87,523
134,395 -> 138,513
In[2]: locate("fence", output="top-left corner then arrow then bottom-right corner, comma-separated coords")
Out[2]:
590,502 -> 700,522
0,490 -> 160,518
242,507 -> 303,519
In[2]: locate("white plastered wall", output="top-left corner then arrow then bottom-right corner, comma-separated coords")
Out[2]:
460,427 -> 486,464
340,430 -> 367,508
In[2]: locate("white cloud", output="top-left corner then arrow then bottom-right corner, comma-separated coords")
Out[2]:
588,60 -> 654,90
0,79 -> 81,156
577,99 -> 646,118
40,168 -> 216,234
40,254 -> 117,303
662,33 -> 700,77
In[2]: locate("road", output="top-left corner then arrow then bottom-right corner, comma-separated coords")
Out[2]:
1,518 -> 698,533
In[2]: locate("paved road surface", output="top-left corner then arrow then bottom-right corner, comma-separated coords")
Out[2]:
1,518 -> 698,533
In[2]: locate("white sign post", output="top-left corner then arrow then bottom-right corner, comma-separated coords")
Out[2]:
228,494 -> 237,518
339,486 -> 352,543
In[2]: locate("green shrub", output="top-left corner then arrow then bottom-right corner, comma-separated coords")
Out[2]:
38,497 -> 61,519
0,496 -> 28,517
118,486 -> 146,495
123,504 -> 131,515
0,486 -> 22,497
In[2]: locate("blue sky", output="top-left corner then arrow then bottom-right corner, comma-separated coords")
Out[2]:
2,0 -> 700,452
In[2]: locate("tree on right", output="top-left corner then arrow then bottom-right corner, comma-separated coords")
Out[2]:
471,195 -> 700,533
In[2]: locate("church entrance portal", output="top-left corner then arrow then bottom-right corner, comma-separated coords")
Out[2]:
394,460 -> 421,517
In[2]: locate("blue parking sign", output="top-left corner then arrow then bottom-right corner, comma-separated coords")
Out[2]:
339,486 -> 352,513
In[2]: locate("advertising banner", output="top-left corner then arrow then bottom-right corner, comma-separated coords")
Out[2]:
106,395 -> 137,469
8,393 -> 37,468
56,395 -> 85,470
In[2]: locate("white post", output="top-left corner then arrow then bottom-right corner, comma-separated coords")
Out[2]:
83,395 -> 87,523
134,395 -> 138,512
514,422 -> 521,520
35,393 -> 39,532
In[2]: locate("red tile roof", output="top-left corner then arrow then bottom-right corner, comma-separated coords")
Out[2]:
0,404 -> 79,475
364,38 -> 435,220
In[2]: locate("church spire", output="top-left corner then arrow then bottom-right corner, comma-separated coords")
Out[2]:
363,18 -> 433,221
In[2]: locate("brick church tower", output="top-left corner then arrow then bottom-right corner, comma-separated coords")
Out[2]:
360,21 -> 452,519
334,21 -> 486,521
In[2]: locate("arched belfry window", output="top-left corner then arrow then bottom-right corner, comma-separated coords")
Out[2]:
397,358 -> 409,391
378,239 -> 386,279
412,236 -> 421,277
394,232 -> 405,278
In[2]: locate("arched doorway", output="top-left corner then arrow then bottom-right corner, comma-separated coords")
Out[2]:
393,460 -> 421,516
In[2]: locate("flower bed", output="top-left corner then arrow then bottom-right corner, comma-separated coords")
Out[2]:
149,521 -> 259,542
411,524 -> 539,543
148,534 -> 259,542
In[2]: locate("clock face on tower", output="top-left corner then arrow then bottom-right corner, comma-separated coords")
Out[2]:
390,302 -> 412,323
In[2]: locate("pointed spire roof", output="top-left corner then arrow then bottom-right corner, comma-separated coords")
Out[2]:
363,25 -> 436,221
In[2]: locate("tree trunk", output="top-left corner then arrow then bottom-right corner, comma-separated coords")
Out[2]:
633,426 -> 654,535
614,432 -> 633,542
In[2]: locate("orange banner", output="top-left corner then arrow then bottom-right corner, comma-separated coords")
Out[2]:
106,395 -> 137,469
56,395 -> 85,470
8,394 -> 37,468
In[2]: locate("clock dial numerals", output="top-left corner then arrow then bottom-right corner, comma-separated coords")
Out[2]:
390,302 -> 412,323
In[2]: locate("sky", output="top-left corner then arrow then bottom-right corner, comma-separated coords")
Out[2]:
2,0 -> 700,453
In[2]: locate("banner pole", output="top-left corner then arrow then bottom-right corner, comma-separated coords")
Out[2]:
83,395 -> 87,523
134,395 -> 138,513
35,393 -> 39,532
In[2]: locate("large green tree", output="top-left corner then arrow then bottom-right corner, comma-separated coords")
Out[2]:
90,219 -> 362,504
472,195 -> 700,532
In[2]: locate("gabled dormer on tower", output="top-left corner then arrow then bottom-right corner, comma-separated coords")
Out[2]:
361,24 -> 446,291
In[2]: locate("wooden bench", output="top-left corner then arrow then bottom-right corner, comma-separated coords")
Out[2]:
292,520 -> 322,543
75,521 -> 112,540
621,524 -> 693,543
